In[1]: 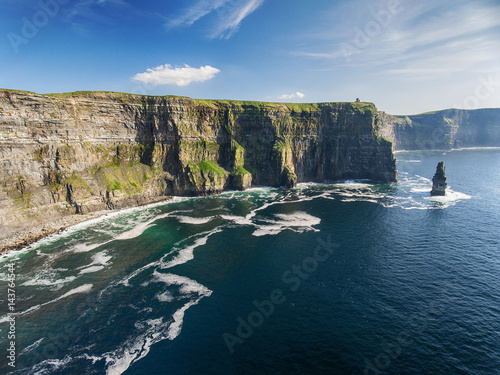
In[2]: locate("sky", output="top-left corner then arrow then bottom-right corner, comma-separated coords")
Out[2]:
1,0 -> 499,114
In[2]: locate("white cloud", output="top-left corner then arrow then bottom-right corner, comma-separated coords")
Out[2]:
167,0 -> 265,39
279,91 -> 306,100
132,64 -> 220,86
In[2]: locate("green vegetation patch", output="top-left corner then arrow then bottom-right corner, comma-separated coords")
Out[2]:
62,172 -> 91,191
232,166 -> 251,175
188,160 -> 228,176
351,102 -> 377,115
0,88 -> 37,95
285,103 -> 319,113
94,163 -> 153,193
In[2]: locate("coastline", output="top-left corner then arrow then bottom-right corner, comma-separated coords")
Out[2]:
0,197 -> 173,256
2,142 -> 497,256
394,146 -> 500,153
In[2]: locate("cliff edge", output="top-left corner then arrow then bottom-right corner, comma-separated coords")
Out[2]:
0,90 -> 397,245
379,108 -> 500,150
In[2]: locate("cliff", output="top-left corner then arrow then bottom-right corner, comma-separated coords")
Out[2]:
379,108 -> 500,150
0,89 -> 397,243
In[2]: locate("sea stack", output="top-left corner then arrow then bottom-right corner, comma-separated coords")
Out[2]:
431,161 -> 447,196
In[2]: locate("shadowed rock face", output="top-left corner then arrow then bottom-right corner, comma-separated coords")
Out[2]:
0,90 -> 397,239
431,161 -> 447,196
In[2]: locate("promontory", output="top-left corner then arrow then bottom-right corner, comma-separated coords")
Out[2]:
0,90 -> 397,249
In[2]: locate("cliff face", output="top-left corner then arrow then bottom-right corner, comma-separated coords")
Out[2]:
380,108 -> 500,150
0,90 -> 396,240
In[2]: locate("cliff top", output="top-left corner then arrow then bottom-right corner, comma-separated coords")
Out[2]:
0,88 -> 377,115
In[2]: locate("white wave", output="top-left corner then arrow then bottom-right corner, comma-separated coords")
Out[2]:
20,337 -> 45,356
244,186 -> 275,192
156,291 -> 174,302
334,181 -> 372,189
104,318 -> 163,375
8,198 -> 187,255
22,266 -> 77,290
426,189 -> 472,204
22,275 -> 77,289
115,219 -> 158,240
167,299 -> 199,340
411,187 -> 432,193
220,215 -> 253,226
104,273 -> 211,375
27,354 -> 75,375
252,211 -> 321,237
152,271 -> 212,297
59,283 -> 93,298
117,261 -> 159,288
0,284 -> 93,323
115,210 -> 189,240
71,242 -> 107,253
78,251 -> 112,274
175,216 -> 214,225
79,266 -> 105,274
160,228 -> 223,269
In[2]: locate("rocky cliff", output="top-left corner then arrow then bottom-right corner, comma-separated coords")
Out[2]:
0,90 -> 397,242
431,161 -> 447,196
380,108 -> 500,150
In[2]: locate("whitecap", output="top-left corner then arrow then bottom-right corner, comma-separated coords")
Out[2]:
160,228 -> 223,269
27,354 -> 75,375
103,273 -> 211,375
116,228 -> 219,288
220,215 -> 252,226
156,291 -> 174,302
22,275 -> 77,289
152,271 -> 212,297
22,267 -> 77,290
72,242 -> 107,253
115,210 -> 188,240
175,216 -> 214,225
20,337 -> 45,356
79,266 -> 105,274
252,212 -> 321,237
78,251 -> 112,274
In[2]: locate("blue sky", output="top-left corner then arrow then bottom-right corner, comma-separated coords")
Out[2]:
1,0 -> 499,114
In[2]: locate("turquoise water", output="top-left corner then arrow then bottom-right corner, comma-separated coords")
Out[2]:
0,148 -> 499,374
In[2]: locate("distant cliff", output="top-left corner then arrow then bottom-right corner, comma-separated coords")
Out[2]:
0,90 -> 396,241
380,108 -> 500,150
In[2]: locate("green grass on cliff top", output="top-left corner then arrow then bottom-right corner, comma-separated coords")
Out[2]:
0,89 -> 376,113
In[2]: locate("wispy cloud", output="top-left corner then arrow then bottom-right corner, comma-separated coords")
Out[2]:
61,0 -> 163,33
132,64 -> 220,86
167,0 -> 229,28
293,0 -> 500,79
279,91 -> 305,100
211,0 -> 264,38
167,0 -> 265,39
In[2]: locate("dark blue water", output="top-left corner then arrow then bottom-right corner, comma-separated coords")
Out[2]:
1,148 -> 499,375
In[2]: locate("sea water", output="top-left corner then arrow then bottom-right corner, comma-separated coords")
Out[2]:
0,148 -> 499,374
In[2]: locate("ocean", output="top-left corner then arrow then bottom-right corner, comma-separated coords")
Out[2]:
0,148 -> 499,375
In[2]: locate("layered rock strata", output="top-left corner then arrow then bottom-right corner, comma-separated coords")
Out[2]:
0,90 -> 397,245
